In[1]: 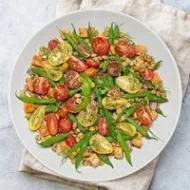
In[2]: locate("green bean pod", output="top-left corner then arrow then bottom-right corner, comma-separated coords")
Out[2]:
39,132 -> 71,147
31,67 -> 56,87
102,59 -> 109,72
123,91 -> 151,99
87,22 -> 95,42
16,94 -> 57,104
58,75 -> 65,84
156,108 -> 166,117
116,132 -> 132,166
154,60 -> 163,70
126,117 -> 157,140
108,23 -> 114,45
80,73 -> 91,96
147,94 -> 168,103
68,88 -> 81,97
68,113 -> 89,134
97,154 -> 113,168
45,105 -> 59,113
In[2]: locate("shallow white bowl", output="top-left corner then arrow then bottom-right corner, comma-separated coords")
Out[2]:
9,10 -> 182,182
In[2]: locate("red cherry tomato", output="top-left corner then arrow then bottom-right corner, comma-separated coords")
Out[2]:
115,40 -> 135,57
58,117 -> 73,133
140,68 -> 154,81
65,135 -> 77,147
97,117 -> 109,136
136,105 -> 152,126
54,84 -> 68,101
92,37 -> 110,55
64,97 -> 79,113
85,58 -> 100,69
64,71 -> 82,89
107,61 -> 122,76
68,56 -> 88,72
32,77 -> 50,95
48,39 -> 58,50
46,113 -> 59,135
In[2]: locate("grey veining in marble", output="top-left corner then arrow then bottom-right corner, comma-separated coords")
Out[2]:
0,0 -> 190,190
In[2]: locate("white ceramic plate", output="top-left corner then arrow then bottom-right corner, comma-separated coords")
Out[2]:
9,10 -> 182,182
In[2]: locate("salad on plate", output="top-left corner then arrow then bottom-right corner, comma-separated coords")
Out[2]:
16,23 -> 168,169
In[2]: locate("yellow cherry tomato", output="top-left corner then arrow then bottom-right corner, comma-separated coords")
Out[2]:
116,122 -> 136,137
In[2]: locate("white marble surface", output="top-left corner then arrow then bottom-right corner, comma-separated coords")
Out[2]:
0,0 -> 190,190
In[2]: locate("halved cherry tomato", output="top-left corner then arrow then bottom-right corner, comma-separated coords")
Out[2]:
92,37 -> 110,55
64,97 -> 79,113
84,67 -> 97,77
97,117 -> 109,136
32,77 -> 50,95
85,58 -> 100,69
57,106 -> 68,118
107,61 -> 122,76
140,68 -> 154,81
58,117 -> 73,133
46,113 -> 59,135
64,71 -> 82,89
115,40 -> 135,57
65,135 -> 76,147
68,56 -> 88,72
136,105 -> 152,126
54,84 -> 68,101
48,39 -> 58,50
77,44 -> 90,58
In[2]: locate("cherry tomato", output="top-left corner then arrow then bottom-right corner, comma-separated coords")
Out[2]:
65,135 -> 76,147
107,61 -> 122,76
58,117 -> 73,133
54,84 -> 68,101
46,113 -> 59,135
140,68 -> 154,81
64,97 -> 79,113
68,56 -> 88,72
136,105 -> 152,126
57,106 -> 68,118
115,40 -> 136,57
109,86 -> 121,97
85,58 -> 100,69
84,67 -> 97,77
32,77 -> 50,95
64,71 -> 82,89
92,37 -> 110,55
77,44 -> 90,58
48,39 -> 58,50
97,117 -> 109,136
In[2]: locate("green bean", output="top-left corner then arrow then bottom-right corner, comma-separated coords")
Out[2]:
113,24 -> 120,39
117,132 -> 132,166
122,65 -> 130,75
105,136 -> 114,143
126,118 -> 157,140
45,105 -> 59,113
87,22 -> 94,42
31,67 -> 56,87
154,60 -> 163,70
125,99 -> 147,117
16,94 -> 57,104
80,73 -> 91,96
39,132 -> 71,147
123,91 -> 151,99
156,108 -> 166,117
103,109 -> 116,139
102,59 -> 109,72
68,88 -> 81,97
68,113 -> 89,133
75,132 -> 94,170
74,96 -> 90,111
106,134 -> 133,143
148,94 -> 168,103
108,23 -> 114,45
68,132 -> 93,158
61,31 -> 85,59
97,154 -> 113,168
123,91 -> 168,103
71,24 -> 93,53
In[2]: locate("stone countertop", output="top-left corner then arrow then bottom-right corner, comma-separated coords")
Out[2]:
0,0 -> 190,190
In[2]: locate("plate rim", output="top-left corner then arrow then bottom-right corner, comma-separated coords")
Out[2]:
8,9 -> 182,182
